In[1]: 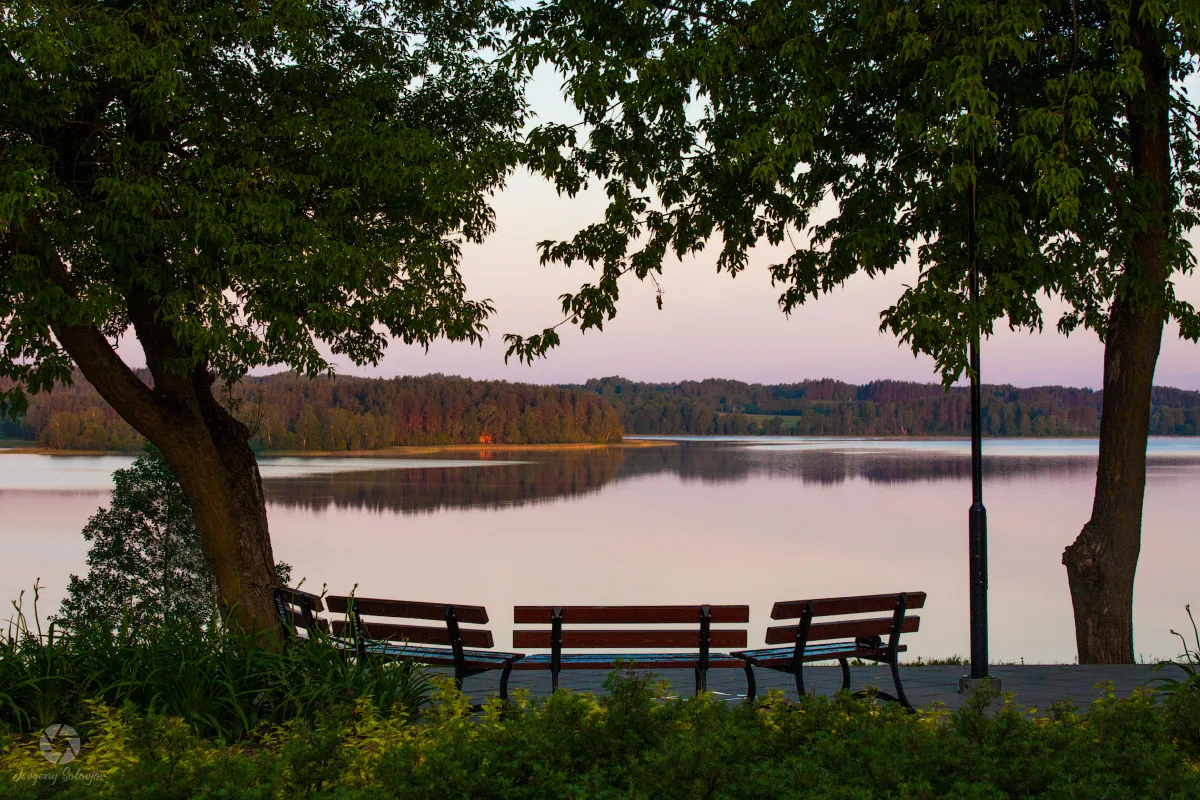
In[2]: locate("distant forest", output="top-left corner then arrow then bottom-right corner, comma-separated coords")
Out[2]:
0,373 -> 623,451
2,373 -> 1198,453
571,377 -> 1200,437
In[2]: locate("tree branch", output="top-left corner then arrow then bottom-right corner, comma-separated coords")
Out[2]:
43,253 -> 177,441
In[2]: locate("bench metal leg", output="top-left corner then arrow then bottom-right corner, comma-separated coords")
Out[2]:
838,658 -> 851,692
499,664 -> 513,701
793,661 -> 806,698
694,666 -> 707,695
743,664 -> 757,701
888,658 -> 915,712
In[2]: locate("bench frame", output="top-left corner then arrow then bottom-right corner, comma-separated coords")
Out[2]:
274,585 -> 326,638
326,594 -> 525,700
734,592 -> 923,711
510,604 -> 749,696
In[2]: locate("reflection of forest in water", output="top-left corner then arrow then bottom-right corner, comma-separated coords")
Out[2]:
262,442 -> 1200,515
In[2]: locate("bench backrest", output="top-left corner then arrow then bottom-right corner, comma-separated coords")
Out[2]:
273,585 -> 327,638
324,595 -> 495,650
766,592 -> 924,654
513,605 -> 749,661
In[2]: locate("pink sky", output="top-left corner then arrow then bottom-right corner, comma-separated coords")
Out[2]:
317,167 -> 1200,391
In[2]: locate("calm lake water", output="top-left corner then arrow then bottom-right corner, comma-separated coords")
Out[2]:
2,437 -> 1198,663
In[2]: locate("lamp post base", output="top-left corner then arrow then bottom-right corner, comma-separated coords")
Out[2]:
958,675 -> 1002,695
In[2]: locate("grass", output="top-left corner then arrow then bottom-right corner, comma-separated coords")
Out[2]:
0,588 -> 429,742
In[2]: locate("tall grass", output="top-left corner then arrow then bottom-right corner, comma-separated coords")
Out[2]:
1,583 -> 429,741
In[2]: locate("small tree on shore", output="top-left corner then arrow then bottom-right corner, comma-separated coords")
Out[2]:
58,446 -> 290,632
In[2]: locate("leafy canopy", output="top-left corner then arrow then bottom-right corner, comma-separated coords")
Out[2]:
506,0 -> 1200,379
1,0 -> 525,413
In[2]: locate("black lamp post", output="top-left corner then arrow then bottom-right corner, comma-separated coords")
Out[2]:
962,159 -> 997,693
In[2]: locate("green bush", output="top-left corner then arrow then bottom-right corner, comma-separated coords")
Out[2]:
2,672 -> 1197,799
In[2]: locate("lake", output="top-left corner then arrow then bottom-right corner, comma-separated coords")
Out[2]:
2,437 -> 1198,664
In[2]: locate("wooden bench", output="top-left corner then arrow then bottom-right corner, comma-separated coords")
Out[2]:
509,605 -> 750,696
325,594 -> 525,698
732,591 -> 924,710
273,585 -> 328,638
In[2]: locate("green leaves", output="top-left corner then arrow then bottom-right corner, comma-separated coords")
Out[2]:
1,0 -> 526,399
513,0 -> 1200,378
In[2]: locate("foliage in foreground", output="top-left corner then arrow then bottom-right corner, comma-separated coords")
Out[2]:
1,672 -> 1198,799
0,603 -> 427,742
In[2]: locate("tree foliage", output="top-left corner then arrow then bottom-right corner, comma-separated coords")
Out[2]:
1,0 -> 525,412
505,0 -> 1200,372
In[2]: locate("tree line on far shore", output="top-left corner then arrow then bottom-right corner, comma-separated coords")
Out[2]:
0,373 -> 623,451
4,372 -> 1198,453
574,377 -> 1200,438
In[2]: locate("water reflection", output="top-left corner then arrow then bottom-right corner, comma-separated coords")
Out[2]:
261,441 -> 1185,514
262,448 -> 624,514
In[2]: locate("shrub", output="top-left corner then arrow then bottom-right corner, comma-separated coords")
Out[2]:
1,672 -> 1197,799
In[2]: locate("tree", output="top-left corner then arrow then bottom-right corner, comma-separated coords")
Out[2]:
510,0 -> 1200,661
58,445 -> 292,632
2,0 -> 525,637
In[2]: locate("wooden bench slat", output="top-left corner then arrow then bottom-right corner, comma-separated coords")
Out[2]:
770,592 -> 926,620
765,615 -> 919,645
514,629 -> 748,649
513,605 -> 750,624
736,643 -> 909,664
274,586 -> 325,613
331,620 -> 494,649
360,644 -> 521,666
512,653 -> 748,670
325,596 -> 489,624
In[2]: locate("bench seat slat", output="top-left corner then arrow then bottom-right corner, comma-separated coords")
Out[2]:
514,630 -> 747,649
357,643 -> 522,666
514,605 -> 750,624
326,637 -> 518,663
325,596 -> 489,625
512,652 -> 747,670
734,643 -> 908,664
765,615 -> 919,645
771,592 -> 925,620
330,620 -> 494,649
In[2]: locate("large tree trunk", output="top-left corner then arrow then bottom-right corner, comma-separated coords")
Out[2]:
1062,5 -> 1169,664
157,385 -> 281,642
48,283 -> 281,643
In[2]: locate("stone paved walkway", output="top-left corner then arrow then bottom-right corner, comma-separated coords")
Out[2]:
443,664 -> 1167,711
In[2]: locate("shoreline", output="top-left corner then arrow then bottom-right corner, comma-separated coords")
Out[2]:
6,433 -> 1200,458
0,440 -> 676,458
